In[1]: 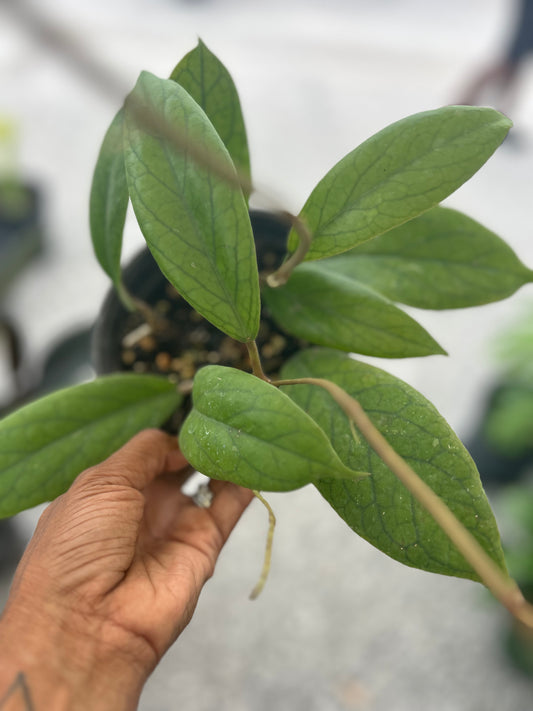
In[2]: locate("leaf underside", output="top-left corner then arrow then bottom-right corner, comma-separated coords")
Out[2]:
123,71 -> 260,342
280,348 -> 506,581
0,375 -> 181,518
288,106 -> 512,260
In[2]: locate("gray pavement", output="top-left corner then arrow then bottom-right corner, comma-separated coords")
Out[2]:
1,0 -> 533,708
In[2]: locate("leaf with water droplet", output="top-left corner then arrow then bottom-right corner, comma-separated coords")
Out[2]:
280,348 -> 506,581
288,106 -> 512,260
179,365 -> 364,491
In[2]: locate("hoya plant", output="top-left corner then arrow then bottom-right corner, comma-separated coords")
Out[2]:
1,41 -> 533,625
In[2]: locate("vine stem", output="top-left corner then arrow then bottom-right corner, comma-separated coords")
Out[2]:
117,279 -> 173,335
116,279 -> 137,313
246,340 -> 271,382
266,212 -> 313,288
249,491 -> 277,600
274,376 -> 533,628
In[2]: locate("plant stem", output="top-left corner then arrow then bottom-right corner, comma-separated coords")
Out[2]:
250,491 -> 276,600
116,279 -> 137,312
274,376 -> 533,628
116,279 -> 172,335
246,340 -> 270,382
266,212 -> 313,288
131,296 -> 172,333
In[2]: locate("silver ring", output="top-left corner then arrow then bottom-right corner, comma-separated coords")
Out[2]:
192,481 -> 214,508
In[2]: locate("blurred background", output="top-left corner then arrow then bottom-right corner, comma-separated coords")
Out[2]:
1,0 -> 533,708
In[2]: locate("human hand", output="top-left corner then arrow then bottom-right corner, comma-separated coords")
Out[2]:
0,429 -> 253,710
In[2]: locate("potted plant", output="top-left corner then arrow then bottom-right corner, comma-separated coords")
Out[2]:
1,40 -> 533,623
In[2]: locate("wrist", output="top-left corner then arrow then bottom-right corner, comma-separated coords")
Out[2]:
0,597 -> 149,711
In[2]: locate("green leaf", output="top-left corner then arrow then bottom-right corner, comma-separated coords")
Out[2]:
89,108 -> 129,287
263,263 -> 445,358
280,348 -> 507,580
288,106 -> 512,260
170,39 -> 251,192
179,365 -> 361,491
123,71 -> 260,342
320,207 -> 533,309
0,374 -> 181,518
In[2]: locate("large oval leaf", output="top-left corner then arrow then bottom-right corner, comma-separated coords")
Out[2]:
263,263 -> 445,358
124,71 -> 260,342
89,108 -> 129,288
170,39 -> 251,192
280,348 -> 506,580
0,374 -> 181,518
179,365 -> 360,491
288,106 -> 512,260
320,207 -> 533,309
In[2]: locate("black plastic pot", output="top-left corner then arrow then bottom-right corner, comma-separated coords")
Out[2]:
92,210 -> 307,430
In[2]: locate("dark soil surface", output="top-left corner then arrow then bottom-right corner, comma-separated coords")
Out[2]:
119,282 -> 307,431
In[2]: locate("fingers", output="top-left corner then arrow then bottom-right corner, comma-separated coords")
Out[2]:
81,429 -> 189,491
153,481 -> 253,592
205,480 -> 255,548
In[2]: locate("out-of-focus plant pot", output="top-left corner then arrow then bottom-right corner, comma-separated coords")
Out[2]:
0,182 -> 43,297
466,383 -> 533,487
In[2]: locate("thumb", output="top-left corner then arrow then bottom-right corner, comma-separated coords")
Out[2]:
79,429 -> 189,491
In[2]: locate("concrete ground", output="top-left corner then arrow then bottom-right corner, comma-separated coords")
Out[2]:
1,0 -> 533,708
